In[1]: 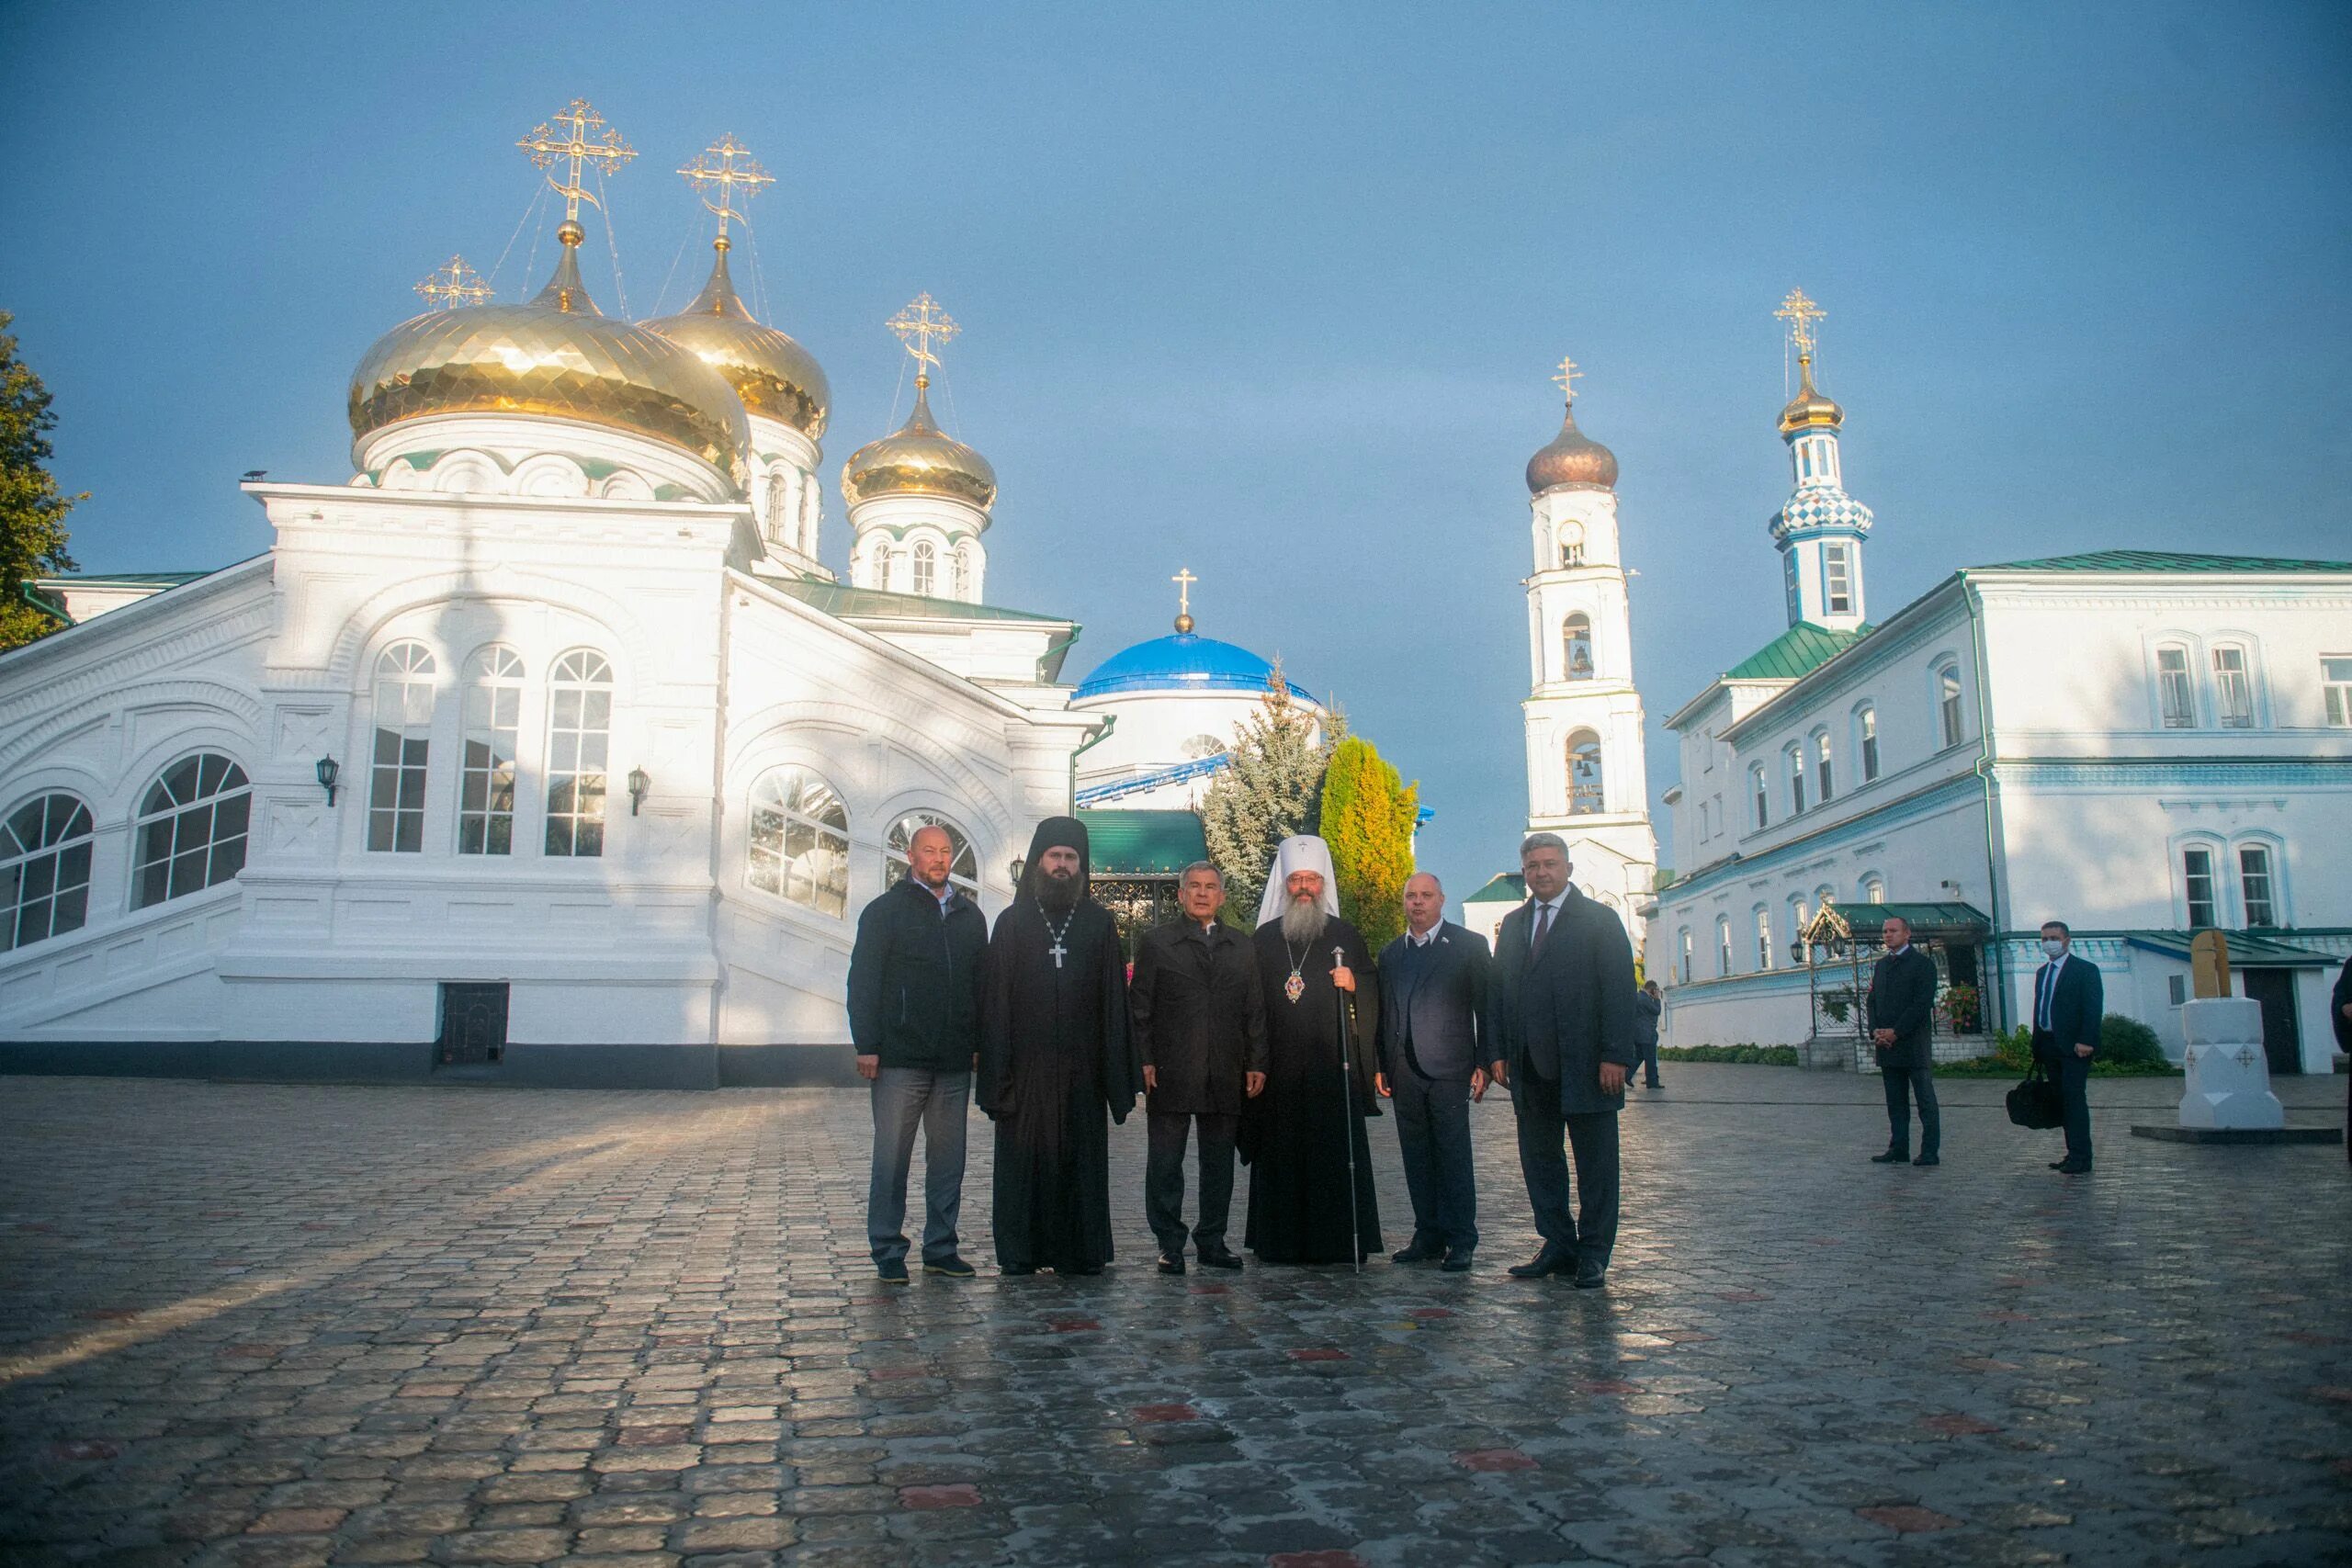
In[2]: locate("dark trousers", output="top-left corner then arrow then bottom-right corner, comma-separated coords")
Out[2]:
1635,1041 -> 1661,1086
2035,1032 -> 2094,1166
867,1067 -> 970,1266
1879,1060 -> 1939,1157
1391,1067 -> 1478,1251
1510,1068 -> 1619,1264
1146,1110 -> 1238,1255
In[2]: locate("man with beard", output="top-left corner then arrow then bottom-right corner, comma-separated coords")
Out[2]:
1239,835 -> 1383,1265
978,817 -> 1141,1276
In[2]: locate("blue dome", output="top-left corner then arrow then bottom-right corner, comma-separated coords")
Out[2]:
1073,633 -> 1313,702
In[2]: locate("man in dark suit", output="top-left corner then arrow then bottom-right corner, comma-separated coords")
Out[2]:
1634,980 -> 1664,1089
1867,913 -> 1940,1167
2029,919 -> 2103,1175
2328,955 -> 2349,1166
1374,872 -> 1491,1271
1129,861 -> 1267,1274
1487,832 -> 1638,1289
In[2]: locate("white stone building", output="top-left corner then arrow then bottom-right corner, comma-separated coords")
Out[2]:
1649,329 -> 2352,1074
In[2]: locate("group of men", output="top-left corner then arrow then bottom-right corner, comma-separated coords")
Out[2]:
846,822 -> 1639,1287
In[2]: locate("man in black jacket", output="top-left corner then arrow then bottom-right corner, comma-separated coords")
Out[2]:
1487,833 -> 1638,1289
2335,955 -> 2352,1167
1867,914 -> 1941,1167
1130,862 -> 1266,1273
847,824 -> 987,1283
1634,980 -> 1664,1089
2029,919 -> 2103,1175
1375,872 -> 1490,1270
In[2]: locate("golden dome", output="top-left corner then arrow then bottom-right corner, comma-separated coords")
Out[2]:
1525,403 -> 1619,493
1778,355 -> 1844,434
640,241 -> 830,438
349,231 -> 752,488
841,378 -> 997,509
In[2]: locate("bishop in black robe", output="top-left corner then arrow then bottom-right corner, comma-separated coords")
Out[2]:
1240,837 -> 1383,1265
978,817 -> 1141,1275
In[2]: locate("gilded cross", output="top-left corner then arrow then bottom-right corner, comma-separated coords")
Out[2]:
518,98 -> 636,224
1552,355 -> 1583,406
678,134 -> 774,244
1172,569 -> 1197,618
1775,288 -> 1826,357
413,254 -> 492,311
888,293 -> 959,380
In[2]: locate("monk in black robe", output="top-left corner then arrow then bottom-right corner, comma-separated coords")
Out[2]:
1240,835 -> 1383,1264
978,817 -> 1141,1275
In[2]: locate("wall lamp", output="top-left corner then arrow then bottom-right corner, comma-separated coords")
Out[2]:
628,766 -> 650,816
1009,856 -> 1026,886
315,755 -> 340,807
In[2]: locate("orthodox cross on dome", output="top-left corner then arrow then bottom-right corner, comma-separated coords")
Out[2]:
1775,288 -> 1826,360
1552,355 -> 1583,408
413,254 -> 492,311
888,292 -> 959,387
1172,568 -> 1198,633
517,98 -> 636,229
678,134 -> 773,247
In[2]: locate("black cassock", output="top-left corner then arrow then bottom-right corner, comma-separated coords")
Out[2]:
978,898 -> 1140,1272
1241,916 -> 1383,1263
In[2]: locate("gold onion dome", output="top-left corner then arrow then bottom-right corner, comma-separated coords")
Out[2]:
349,227 -> 753,487
1778,355 -> 1844,434
842,378 -> 997,509
640,241 -> 830,437
1525,402 -> 1619,493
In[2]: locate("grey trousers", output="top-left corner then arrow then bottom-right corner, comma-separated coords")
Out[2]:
867,1067 -> 970,1265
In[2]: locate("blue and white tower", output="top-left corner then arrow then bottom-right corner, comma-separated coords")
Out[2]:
1769,289 -> 1872,633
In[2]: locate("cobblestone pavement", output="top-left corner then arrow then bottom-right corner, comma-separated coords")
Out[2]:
2,1066 -> 2346,1568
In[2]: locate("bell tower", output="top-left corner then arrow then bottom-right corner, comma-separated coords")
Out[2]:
1769,288 -> 1872,632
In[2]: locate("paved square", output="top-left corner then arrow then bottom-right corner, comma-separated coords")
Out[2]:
2,1067 -> 2346,1566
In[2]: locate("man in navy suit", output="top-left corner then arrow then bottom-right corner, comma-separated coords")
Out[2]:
1374,872 -> 1491,1271
1487,833 -> 1638,1289
1868,913 -> 1941,1166
2030,919 -> 2103,1175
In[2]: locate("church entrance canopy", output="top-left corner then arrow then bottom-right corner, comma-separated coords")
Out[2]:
1075,808 -> 1209,953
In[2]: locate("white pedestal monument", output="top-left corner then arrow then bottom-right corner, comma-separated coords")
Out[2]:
2177,997 -> 2286,1131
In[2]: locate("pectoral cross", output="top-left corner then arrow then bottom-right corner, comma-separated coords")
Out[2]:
1048,939 -> 1068,970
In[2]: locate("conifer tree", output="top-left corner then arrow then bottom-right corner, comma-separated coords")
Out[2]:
1320,736 -> 1419,951
1199,660 -> 1344,923
0,312 -> 81,651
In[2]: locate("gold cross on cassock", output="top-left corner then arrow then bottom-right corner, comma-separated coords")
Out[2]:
888,293 -> 959,381
414,255 -> 492,311
678,134 -> 774,245
517,98 -> 636,225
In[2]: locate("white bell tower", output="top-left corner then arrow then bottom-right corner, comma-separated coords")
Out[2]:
1519,357 -> 1657,952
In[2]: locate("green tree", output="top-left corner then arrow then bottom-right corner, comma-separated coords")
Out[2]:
0,312 -> 81,651
1199,661 -> 1344,924
1320,736 -> 1418,951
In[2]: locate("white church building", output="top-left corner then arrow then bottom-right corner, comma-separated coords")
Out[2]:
1649,298 -> 2352,1074
0,112 -> 1115,1088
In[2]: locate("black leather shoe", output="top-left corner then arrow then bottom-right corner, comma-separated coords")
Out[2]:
1157,1252 -> 1185,1275
1508,1244 -> 1577,1279
1196,1247 -> 1243,1270
923,1254 -> 976,1279
1912,1154 -> 1939,1167
1870,1149 -> 1909,1164
2054,1160 -> 2092,1175
1391,1241 -> 1442,1264
1572,1257 -> 1608,1290
2049,1159 -> 2067,1169
1441,1248 -> 1474,1272
876,1258 -> 910,1285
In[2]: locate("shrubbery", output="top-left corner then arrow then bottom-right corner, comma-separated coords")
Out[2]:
1933,1015 -> 2178,1076
1656,1043 -> 1802,1066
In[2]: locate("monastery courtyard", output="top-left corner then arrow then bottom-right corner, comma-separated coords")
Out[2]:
1,1069 -> 2346,1568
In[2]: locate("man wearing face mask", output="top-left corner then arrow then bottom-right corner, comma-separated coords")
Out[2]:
2029,919 -> 2102,1175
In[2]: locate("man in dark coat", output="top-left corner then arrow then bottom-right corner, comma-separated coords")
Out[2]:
1634,980 -> 1664,1089
1241,835 -> 1383,1265
847,823 -> 988,1283
1130,861 -> 1267,1273
1867,913 -> 1941,1167
2030,919 -> 2103,1175
1374,871 -> 1489,1270
2332,955 -> 2351,1166
1487,832 -> 1637,1288
978,817 -> 1140,1276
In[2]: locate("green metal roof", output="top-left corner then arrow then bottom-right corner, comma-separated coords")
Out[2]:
1976,550 -> 2352,575
769,579 -> 1070,626
1830,901 -> 1991,933
1723,621 -> 1871,682
1464,873 -> 1526,905
2123,931 -> 2336,968
1076,809 -> 1208,876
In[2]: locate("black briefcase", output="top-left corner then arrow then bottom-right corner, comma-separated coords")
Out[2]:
2006,1062 -> 2064,1131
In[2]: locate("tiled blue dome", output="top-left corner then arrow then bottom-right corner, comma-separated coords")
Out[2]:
1073,633 -> 1312,702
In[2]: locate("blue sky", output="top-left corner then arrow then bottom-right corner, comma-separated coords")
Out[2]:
5,3 -> 2348,909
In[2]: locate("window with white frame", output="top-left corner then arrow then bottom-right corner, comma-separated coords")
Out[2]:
1814,729 -> 1834,803
1562,614 -> 1594,681
2212,645 -> 2254,728
1789,894 -> 1809,950
368,641 -> 435,853
2324,656 -> 2352,728
1936,663 -> 1964,748
133,753 -> 250,909
2182,845 -> 2217,929
2238,844 -> 2277,928
1715,916 -> 1733,976
544,650 -> 612,858
1678,928 -> 1692,983
1782,551 -> 1799,621
885,811 -> 980,896
912,540 -> 936,596
748,765 -> 850,918
952,544 -> 973,600
1786,743 -> 1806,814
1824,543 -> 1852,616
2,794 -> 94,951
2156,644 -> 2196,728
1857,704 -> 1879,782
1749,763 -> 1768,829
1754,907 -> 1773,970
1861,874 -> 1886,904
458,646 -> 525,856
1558,524 -> 1584,567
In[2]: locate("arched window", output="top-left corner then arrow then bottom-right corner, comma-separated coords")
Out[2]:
459,646 -> 525,856
133,753 -> 250,909
951,544 -> 971,600
1754,907 -> 1774,971
1558,524 -> 1585,568
2181,843 -> 2218,929
1715,916 -> 1734,976
865,538 -> 888,587
545,650 -> 612,858
1814,729 -> 1834,803
888,547 -> 905,590
2,794 -> 94,951
885,811 -> 980,896
368,641 -> 435,854
2155,644 -> 2196,728
1677,928 -> 1692,984
1789,894 -> 1809,954
1749,763 -> 1768,829
2211,644 -> 2255,728
1856,704 -> 1880,783
1861,874 -> 1886,905
747,766 -> 850,919
1936,662 -> 1965,748
764,470 -> 789,537
912,540 -> 936,597
1562,615 -> 1594,681
2237,843 -> 2277,928
1566,731 -> 1603,814
1786,743 -> 1806,815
